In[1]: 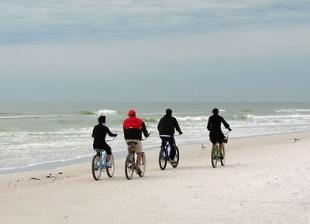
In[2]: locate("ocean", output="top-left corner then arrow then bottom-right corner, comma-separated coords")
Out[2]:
1,101 -> 310,173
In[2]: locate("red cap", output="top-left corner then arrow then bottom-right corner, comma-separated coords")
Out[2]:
128,109 -> 136,117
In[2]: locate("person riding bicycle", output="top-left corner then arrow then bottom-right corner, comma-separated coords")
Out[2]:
157,108 -> 183,161
207,108 -> 231,157
123,109 -> 150,174
92,115 -> 117,167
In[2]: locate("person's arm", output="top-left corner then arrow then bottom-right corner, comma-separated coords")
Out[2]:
221,117 -> 231,131
142,122 -> 149,138
157,118 -> 163,132
106,126 -> 117,137
92,126 -> 96,138
207,117 -> 211,131
174,118 -> 182,134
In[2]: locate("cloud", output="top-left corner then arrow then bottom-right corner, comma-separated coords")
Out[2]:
0,0 -> 310,45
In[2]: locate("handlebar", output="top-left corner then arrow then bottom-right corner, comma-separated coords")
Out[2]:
106,136 -> 117,142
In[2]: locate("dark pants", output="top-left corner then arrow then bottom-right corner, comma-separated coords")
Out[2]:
94,143 -> 112,156
160,137 -> 176,160
209,131 -> 225,144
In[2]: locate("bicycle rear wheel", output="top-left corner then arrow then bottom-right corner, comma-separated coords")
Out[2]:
92,154 -> 102,180
139,152 -> 146,177
106,154 -> 115,177
125,154 -> 134,180
159,148 -> 167,170
211,146 -> 218,168
171,146 -> 179,168
220,147 -> 225,166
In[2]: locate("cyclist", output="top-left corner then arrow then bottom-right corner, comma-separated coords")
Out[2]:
123,109 -> 150,174
92,115 -> 117,167
157,108 -> 183,161
207,108 -> 231,157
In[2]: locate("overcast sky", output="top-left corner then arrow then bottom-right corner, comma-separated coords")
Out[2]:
0,0 -> 309,102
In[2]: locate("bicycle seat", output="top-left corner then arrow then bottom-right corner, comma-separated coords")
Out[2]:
127,141 -> 138,146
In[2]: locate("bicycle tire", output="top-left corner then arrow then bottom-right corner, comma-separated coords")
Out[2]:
125,154 -> 134,180
171,146 -> 179,168
220,147 -> 225,166
159,148 -> 167,170
139,152 -> 146,177
106,154 -> 115,177
211,146 -> 218,168
92,154 -> 102,180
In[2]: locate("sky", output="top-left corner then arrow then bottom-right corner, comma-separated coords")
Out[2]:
0,0 -> 310,102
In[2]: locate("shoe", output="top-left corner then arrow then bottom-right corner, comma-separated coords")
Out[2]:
106,161 -> 112,168
135,166 -> 142,175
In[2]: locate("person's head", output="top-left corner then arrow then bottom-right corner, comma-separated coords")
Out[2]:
98,115 -> 106,124
166,108 -> 172,116
128,109 -> 136,117
212,108 -> 219,115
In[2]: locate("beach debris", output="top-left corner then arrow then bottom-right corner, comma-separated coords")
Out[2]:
58,172 -> 63,175
46,173 -> 54,178
293,138 -> 301,143
29,177 -> 40,181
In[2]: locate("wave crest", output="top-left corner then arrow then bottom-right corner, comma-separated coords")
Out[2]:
176,116 -> 209,122
274,109 -> 310,113
97,109 -> 117,116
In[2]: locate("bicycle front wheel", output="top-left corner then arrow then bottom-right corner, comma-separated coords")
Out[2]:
159,148 -> 167,170
139,152 -> 146,177
211,146 -> 218,168
171,146 -> 179,168
125,154 -> 134,180
106,154 -> 115,177
92,154 -> 102,180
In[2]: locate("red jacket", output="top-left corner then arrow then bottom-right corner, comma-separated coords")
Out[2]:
123,116 -> 149,140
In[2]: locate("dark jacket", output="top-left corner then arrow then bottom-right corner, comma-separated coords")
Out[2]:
92,124 -> 116,149
157,115 -> 182,136
123,116 -> 149,140
207,114 -> 230,134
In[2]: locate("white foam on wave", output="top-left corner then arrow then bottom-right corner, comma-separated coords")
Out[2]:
176,116 -> 209,122
97,109 -> 117,116
274,109 -> 310,113
0,114 -> 64,120
247,114 -> 310,120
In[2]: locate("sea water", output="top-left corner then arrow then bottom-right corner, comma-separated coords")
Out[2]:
1,101 -> 310,173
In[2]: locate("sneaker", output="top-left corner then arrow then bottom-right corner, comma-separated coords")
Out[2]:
106,161 -> 112,168
135,166 -> 142,175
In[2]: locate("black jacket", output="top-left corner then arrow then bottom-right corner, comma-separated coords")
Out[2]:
157,115 -> 182,136
207,114 -> 230,134
92,124 -> 116,149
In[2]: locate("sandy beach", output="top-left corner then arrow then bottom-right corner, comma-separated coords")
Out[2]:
0,132 -> 309,224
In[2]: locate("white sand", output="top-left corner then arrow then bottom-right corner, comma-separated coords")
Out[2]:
0,132 -> 310,224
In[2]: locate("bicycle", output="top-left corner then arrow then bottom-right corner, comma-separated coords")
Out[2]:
211,132 -> 229,168
91,137 -> 116,180
158,135 -> 180,170
125,140 -> 146,180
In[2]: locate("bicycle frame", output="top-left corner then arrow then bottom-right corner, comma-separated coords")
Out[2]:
98,151 -> 107,169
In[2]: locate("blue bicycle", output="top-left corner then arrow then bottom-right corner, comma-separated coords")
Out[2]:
158,135 -> 180,170
91,138 -> 115,180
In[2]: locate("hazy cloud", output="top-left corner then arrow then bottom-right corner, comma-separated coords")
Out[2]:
0,1 -> 309,102
1,0 -> 310,44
